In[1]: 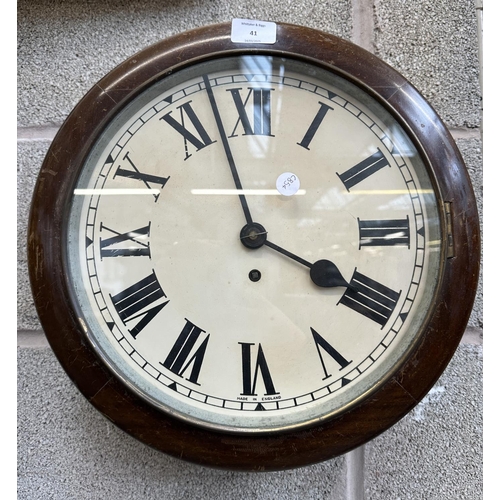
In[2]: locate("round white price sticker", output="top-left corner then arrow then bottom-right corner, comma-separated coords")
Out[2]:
276,172 -> 300,196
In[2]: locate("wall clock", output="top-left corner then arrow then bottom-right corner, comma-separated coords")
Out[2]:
28,21 -> 480,471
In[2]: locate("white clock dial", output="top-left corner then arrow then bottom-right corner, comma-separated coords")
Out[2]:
68,56 -> 441,433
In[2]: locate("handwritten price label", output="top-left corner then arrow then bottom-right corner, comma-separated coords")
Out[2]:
276,172 -> 300,196
231,19 -> 277,44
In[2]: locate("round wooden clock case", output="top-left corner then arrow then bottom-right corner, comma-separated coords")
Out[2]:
28,22 -> 480,471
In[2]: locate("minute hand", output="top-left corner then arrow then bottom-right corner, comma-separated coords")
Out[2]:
203,74 -> 253,225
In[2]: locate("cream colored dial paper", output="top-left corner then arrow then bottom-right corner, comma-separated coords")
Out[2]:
68,56 -> 441,433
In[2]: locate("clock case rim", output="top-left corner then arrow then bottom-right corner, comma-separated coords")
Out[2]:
27,22 -> 481,471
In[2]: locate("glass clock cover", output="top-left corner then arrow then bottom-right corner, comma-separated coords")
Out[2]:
67,55 -> 441,433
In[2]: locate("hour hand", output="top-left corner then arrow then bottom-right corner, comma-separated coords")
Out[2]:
239,223 -> 355,290
269,241 -> 356,290
309,259 -> 355,290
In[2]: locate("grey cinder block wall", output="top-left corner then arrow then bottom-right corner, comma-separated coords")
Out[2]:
17,1 -> 483,498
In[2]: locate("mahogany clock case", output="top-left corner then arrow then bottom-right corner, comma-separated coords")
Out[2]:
27,22 -> 480,471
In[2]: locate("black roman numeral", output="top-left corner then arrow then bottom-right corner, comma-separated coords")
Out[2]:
358,217 -> 410,248
160,101 -> 215,160
239,343 -> 279,396
339,270 -> 401,327
297,101 -> 334,150
114,152 -> 170,202
100,222 -> 151,258
311,328 -> 352,380
227,87 -> 274,137
110,271 -> 168,338
337,149 -> 390,191
161,319 -> 210,386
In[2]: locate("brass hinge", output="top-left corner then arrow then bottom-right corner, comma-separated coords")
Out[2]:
445,202 -> 455,258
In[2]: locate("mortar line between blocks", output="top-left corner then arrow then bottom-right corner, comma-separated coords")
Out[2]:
345,445 -> 365,500
351,0 -> 375,52
17,125 -> 59,142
